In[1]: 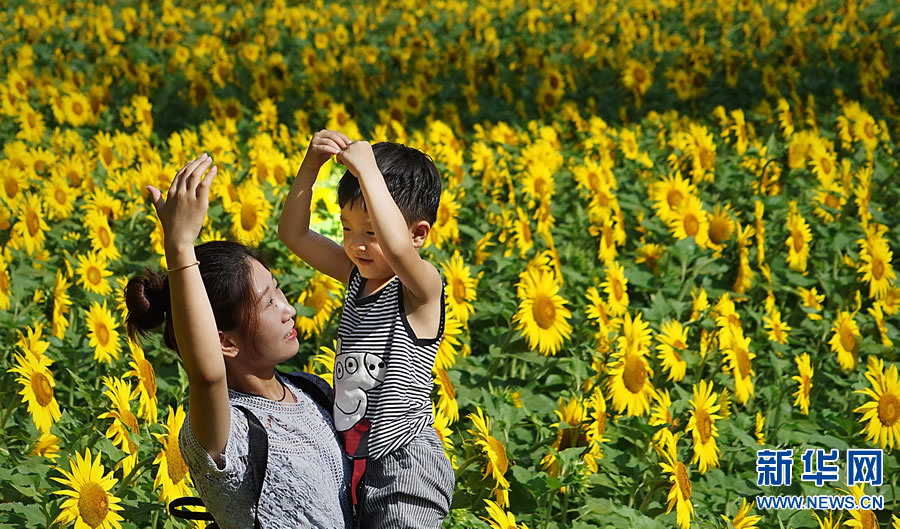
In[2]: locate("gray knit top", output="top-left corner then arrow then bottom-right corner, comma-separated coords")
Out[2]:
179,373 -> 352,529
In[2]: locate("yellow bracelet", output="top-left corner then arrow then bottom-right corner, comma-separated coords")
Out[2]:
167,261 -> 200,273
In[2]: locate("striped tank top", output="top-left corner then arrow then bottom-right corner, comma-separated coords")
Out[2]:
333,267 -> 444,460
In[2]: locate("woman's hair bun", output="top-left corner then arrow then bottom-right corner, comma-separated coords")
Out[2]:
125,269 -> 169,341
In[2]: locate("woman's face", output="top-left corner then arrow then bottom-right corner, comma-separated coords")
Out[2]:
236,259 -> 299,363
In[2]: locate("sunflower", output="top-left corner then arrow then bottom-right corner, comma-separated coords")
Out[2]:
433,402 -> 456,464
858,237 -> 895,299
785,208 -> 812,273
76,251 -> 113,296
226,181 -> 271,246
812,510 -> 841,529
792,353 -> 813,415
763,308 -> 791,344
294,272 -> 343,338
657,320 -> 689,382
869,303 -> 894,347
32,432 -> 62,461
435,312 -> 465,371
8,352 -> 60,433
755,412 -> 766,445
707,203 -> 734,252
441,251 -> 477,327
667,194 -> 710,248
721,499 -> 761,529
482,499 -> 528,529
510,207 -> 534,258
85,210 -> 120,262
61,92 -> 94,127
829,310 -> 860,371
429,190 -> 460,250
689,287 -> 709,321
854,362 -> 900,451
812,182 -> 845,223
53,449 -> 125,529
467,407 -> 510,490
512,267 -> 572,356
601,261 -> 629,316
584,287 -> 617,350
123,339 -> 158,424
17,322 -> 50,359
11,192 -> 48,255
635,243 -> 664,273
98,377 -> 140,476
843,484 -> 879,529
687,380 -> 722,473
649,389 -> 676,446
153,405 -> 192,505
86,301 -> 122,364
433,368 -> 459,424
621,59 -> 653,98
52,270 -> 73,339
798,286 -> 824,320
43,176 -> 77,220
659,436 -> 693,529
607,346 -> 655,417
723,333 -> 755,405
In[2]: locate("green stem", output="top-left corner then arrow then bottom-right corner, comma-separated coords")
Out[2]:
560,487 -> 569,525
0,397 -> 18,431
638,478 -> 669,513
114,453 -> 157,497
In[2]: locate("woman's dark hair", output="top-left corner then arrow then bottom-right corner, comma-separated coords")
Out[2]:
125,241 -> 268,353
337,141 -> 441,225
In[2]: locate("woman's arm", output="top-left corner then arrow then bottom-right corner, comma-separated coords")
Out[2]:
147,154 -> 231,463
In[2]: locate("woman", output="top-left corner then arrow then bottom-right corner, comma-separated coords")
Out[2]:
125,154 -> 351,529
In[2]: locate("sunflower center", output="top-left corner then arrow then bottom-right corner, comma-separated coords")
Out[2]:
696,409 -> 712,443
611,277 -> 624,301
78,481 -> 109,528
437,204 -> 450,225
667,190 -> 683,211
791,230 -> 804,252
166,435 -> 189,483
801,375 -> 810,395
871,257 -> 884,281
4,177 -> 18,197
486,435 -> 508,475
240,203 -> 257,231
683,213 -> 699,236
543,92 -> 556,107
824,193 -> 839,209
54,189 -> 68,205
72,101 -> 84,115
839,323 -> 857,353
861,509 -> 877,529
622,353 -> 646,393
139,359 -> 157,397
877,393 -> 900,426
256,161 -> 268,181
26,210 -> 40,236
98,226 -> 111,247
273,165 -> 286,184
819,156 -> 832,175
699,147 -> 714,170
452,278 -> 467,304
97,323 -> 110,346
31,372 -> 54,407
864,122 -> 875,140
532,295 -> 557,329
101,147 -> 113,167
709,219 -> 727,243
87,267 -> 102,285
675,461 -> 692,500
633,67 -> 647,84
735,345 -> 751,378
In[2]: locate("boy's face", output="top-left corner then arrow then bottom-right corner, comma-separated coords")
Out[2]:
340,204 -> 394,280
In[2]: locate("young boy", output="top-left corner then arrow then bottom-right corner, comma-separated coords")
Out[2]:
278,130 -> 453,528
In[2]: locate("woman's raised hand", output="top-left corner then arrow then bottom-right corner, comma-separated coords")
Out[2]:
146,154 -> 218,253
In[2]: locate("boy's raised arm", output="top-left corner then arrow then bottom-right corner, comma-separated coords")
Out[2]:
337,141 -> 443,304
279,130 -> 354,285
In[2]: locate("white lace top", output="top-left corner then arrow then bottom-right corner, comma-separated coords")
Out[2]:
179,373 -> 352,529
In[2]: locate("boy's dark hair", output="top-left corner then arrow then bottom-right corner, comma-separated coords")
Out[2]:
337,142 -> 441,225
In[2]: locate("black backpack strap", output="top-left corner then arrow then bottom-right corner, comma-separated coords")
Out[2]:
234,405 -> 268,529
281,372 -> 333,415
168,405 -> 269,529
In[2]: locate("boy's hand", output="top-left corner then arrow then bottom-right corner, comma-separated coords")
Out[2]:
336,141 -> 379,179
300,129 -> 352,173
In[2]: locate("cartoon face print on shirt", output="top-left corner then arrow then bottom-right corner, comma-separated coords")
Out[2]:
333,337 -> 387,432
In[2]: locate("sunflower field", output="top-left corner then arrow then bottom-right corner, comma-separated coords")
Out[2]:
1,0 -> 899,527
